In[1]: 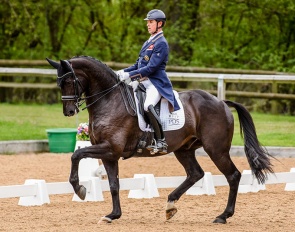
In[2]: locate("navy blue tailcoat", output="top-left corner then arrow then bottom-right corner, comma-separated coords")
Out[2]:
124,32 -> 180,112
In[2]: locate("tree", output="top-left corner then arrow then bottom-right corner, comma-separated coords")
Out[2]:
1,0 -> 295,71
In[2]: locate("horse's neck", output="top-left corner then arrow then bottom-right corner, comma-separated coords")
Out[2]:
74,58 -> 115,90
84,69 -> 117,96
86,86 -> 124,116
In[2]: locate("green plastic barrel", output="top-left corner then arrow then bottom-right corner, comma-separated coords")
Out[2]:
46,128 -> 77,153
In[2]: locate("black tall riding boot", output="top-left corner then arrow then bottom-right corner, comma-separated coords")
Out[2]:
146,105 -> 168,154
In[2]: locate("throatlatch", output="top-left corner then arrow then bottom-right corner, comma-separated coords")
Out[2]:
146,105 -> 168,155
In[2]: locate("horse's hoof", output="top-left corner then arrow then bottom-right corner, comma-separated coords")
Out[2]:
166,208 -> 178,220
77,186 -> 86,200
213,217 -> 227,224
98,216 -> 112,224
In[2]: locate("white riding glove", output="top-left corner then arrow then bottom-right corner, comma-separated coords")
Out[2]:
116,70 -> 130,81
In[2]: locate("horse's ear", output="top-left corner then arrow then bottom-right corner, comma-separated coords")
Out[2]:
60,59 -> 69,69
46,58 -> 59,69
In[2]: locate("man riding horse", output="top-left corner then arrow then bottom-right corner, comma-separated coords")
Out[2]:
46,9 -> 274,225
116,9 -> 180,155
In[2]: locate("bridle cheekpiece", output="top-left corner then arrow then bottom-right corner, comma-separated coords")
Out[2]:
57,60 -> 83,108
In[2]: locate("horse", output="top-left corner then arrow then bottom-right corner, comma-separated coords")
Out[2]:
46,56 -> 274,224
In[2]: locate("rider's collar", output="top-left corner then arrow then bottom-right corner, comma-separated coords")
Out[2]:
148,31 -> 163,43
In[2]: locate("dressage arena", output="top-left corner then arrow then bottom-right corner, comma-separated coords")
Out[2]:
0,153 -> 295,232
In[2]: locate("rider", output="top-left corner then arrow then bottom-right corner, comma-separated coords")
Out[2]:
116,9 -> 180,154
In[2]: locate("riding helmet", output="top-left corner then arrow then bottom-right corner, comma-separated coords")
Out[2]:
144,9 -> 166,26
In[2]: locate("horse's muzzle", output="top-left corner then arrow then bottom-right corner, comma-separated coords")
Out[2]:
63,106 -> 79,117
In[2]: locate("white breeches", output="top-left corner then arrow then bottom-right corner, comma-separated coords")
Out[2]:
129,79 -> 161,111
142,79 -> 161,111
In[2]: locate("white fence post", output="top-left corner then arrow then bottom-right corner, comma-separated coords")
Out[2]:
18,179 -> 50,206
217,74 -> 225,100
128,174 -> 159,199
238,170 -> 266,193
72,177 -> 104,202
186,172 -> 216,195
285,168 -> 295,191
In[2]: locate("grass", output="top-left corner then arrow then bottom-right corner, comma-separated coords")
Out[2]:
0,103 -> 88,140
0,103 -> 294,146
231,112 -> 295,147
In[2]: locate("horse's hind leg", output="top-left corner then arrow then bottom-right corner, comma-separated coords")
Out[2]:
166,150 -> 205,220
207,149 -> 241,224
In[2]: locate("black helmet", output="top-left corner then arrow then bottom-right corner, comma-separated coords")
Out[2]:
144,9 -> 166,26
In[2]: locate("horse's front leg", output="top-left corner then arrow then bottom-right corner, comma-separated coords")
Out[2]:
99,159 -> 121,223
69,148 -> 87,200
68,144 -> 121,223
69,142 -> 114,200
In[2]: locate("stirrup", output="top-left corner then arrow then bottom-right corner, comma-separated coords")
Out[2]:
146,139 -> 157,154
156,139 -> 168,155
146,139 -> 168,155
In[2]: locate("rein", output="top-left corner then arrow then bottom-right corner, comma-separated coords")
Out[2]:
58,61 -> 137,116
80,81 -> 121,111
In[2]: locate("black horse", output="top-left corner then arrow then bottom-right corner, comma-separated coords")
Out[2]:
46,56 -> 273,224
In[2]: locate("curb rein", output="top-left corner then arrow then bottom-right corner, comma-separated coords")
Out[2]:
57,60 -> 137,115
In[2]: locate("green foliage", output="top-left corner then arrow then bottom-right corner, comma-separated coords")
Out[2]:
1,0 -> 295,71
1,1 -> 295,113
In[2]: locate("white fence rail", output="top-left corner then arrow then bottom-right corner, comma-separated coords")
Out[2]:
0,168 -> 294,206
1,67 -> 295,101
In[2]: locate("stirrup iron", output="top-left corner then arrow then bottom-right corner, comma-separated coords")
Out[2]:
147,139 -> 158,154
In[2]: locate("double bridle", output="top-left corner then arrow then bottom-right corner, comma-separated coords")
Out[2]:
57,60 -> 136,115
57,63 -> 81,102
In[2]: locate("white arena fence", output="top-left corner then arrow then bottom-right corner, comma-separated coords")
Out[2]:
1,67 -> 295,101
1,141 -> 295,206
0,161 -> 294,206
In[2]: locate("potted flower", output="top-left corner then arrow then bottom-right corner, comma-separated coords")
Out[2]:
77,122 -> 90,141
75,122 -> 91,150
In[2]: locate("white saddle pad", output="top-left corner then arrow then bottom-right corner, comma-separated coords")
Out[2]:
135,91 -> 185,132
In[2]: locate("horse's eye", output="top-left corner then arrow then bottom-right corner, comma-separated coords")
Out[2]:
64,78 -> 73,85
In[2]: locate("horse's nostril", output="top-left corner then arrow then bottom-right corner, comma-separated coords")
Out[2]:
64,110 -> 75,116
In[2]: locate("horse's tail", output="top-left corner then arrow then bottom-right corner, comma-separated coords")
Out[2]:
224,100 -> 274,184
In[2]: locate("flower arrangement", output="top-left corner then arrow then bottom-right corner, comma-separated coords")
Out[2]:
76,122 -> 90,141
